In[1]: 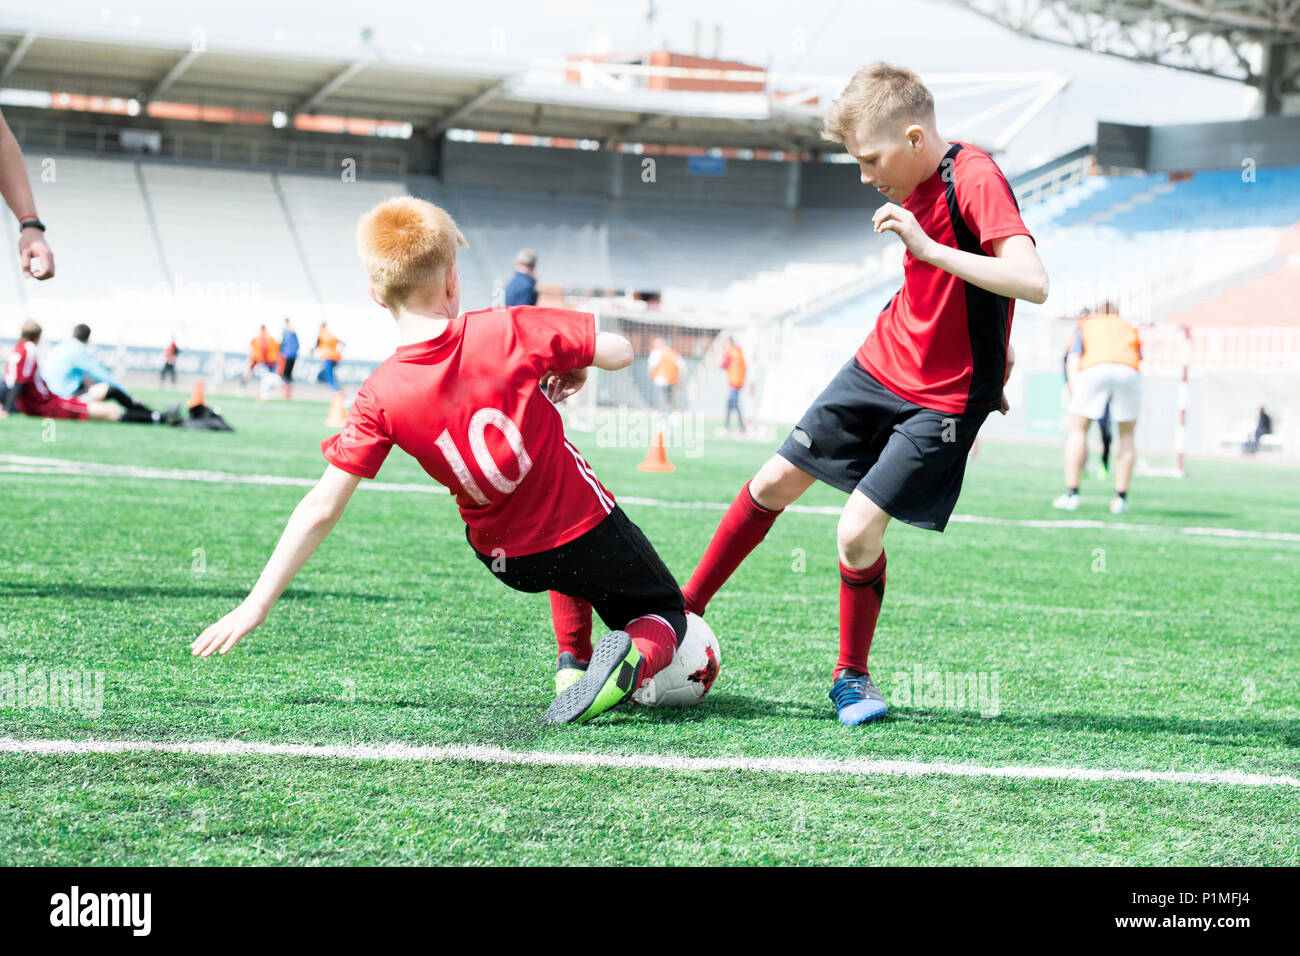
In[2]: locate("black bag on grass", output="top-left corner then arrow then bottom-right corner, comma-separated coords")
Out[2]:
174,403 -> 234,431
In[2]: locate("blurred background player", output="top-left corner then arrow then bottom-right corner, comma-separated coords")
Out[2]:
245,323 -> 281,401
1061,307 -> 1112,478
1244,405 -> 1273,455
44,323 -> 156,416
1054,303 -> 1141,514
3,321 -> 172,424
721,336 -> 747,433
160,337 -> 179,388
678,63 -> 1046,727
646,336 -> 680,413
279,317 -> 299,400
314,322 -> 343,392
504,248 -> 539,306
193,197 -> 686,726
0,107 -> 54,281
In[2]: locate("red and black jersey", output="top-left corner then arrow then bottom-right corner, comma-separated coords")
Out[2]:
857,142 -> 1033,415
4,340 -> 89,420
321,306 -> 614,559
6,340 -> 44,394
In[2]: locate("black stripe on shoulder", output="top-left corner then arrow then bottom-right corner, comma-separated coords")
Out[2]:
943,144 -> 1010,414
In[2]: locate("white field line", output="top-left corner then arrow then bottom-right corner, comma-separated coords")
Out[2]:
3,454 -> 1299,543
1,736 -> 1295,788
0,454 -> 442,495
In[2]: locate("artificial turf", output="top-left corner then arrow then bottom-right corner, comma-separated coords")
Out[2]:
0,390 -> 1296,864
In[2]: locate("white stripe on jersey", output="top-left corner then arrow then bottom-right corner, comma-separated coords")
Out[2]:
567,440 -> 615,511
564,440 -> 613,513
564,439 -> 604,489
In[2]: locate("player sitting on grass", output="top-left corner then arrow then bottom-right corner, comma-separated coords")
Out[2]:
191,196 -> 687,725
677,63 -> 1048,726
44,322 -> 159,417
2,321 -> 175,424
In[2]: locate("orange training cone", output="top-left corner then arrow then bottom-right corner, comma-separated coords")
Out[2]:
187,379 -> 205,408
637,430 -> 675,472
325,392 -> 348,428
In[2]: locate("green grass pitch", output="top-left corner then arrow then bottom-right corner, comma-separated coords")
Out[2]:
0,390 -> 1296,865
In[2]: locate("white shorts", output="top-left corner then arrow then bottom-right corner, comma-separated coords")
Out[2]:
1069,362 -> 1140,422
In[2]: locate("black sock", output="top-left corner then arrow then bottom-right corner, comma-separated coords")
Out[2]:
1117,490 -> 1127,501
118,406 -> 161,424
104,386 -> 140,409
1067,487 -> 1079,496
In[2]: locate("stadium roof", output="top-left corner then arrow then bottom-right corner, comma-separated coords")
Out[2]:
955,1 -> 1300,109
0,27 -> 1070,153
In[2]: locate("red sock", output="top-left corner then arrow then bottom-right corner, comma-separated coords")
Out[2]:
681,481 -> 783,615
550,591 -> 592,661
625,614 -> 678,682
837,551 -> 886,678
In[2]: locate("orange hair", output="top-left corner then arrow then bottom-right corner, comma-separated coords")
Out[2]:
356,196 -> 468,304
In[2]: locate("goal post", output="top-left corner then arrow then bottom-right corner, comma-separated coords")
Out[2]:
1134,324 -> 1190,479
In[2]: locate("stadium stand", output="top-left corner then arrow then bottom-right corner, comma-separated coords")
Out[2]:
2,27 -> 1297,461
2,150 -> 896,356
16,155 -> 158,336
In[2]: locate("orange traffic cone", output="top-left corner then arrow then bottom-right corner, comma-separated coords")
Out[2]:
637,430 -> 675,472
187,379 -> 205,408
325,392 -> 348,428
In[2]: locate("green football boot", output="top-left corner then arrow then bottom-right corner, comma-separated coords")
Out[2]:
545,631 -> 642,724
555,652 -> 588,695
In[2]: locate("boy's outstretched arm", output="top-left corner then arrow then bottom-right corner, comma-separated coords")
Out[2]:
873,203 -> 1049,304
543,331 -> 633,403
191,465 -> 362,657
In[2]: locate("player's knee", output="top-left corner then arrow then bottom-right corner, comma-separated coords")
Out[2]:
751,455 -> 805,510
836,516 -> 882,566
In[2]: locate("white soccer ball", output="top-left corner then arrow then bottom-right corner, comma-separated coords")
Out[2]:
633,612 -> 721,707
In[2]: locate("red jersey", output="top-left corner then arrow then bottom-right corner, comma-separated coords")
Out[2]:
857,142 -> 1032,415
321,306 -> 614,558
5,340 -> 41,393
4,340 -> 88,420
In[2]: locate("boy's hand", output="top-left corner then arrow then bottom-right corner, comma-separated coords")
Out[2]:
542,367 -> 587,403
19,228 -> 54,280
999,390 -> 1010,415
191,601 -> 267,658
873,203 -> 936,261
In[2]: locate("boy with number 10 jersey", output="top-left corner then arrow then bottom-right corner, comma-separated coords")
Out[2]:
193,197 -> 685,725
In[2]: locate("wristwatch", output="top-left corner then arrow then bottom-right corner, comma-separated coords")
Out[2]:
19,218 -> 45,231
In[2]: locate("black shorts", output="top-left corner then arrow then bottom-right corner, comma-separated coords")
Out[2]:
282,357 -> 296,382
777,358 -> 988,531
469,506 -> 686,643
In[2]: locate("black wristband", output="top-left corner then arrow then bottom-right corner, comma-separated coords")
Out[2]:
19,218 -> 45,232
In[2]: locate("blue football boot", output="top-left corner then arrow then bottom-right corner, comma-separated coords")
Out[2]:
828,667 -> 888,725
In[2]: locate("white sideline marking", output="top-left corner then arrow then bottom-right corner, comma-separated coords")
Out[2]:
3,454 -> 1298,542
1,736 -> 1295,788
0,454 -> 444,495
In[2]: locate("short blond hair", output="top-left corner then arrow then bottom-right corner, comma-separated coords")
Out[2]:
357,196 -> 468,303
823,62 -> 935,144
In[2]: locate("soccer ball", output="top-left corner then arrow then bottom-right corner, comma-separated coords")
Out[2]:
633,612 -> 721,707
